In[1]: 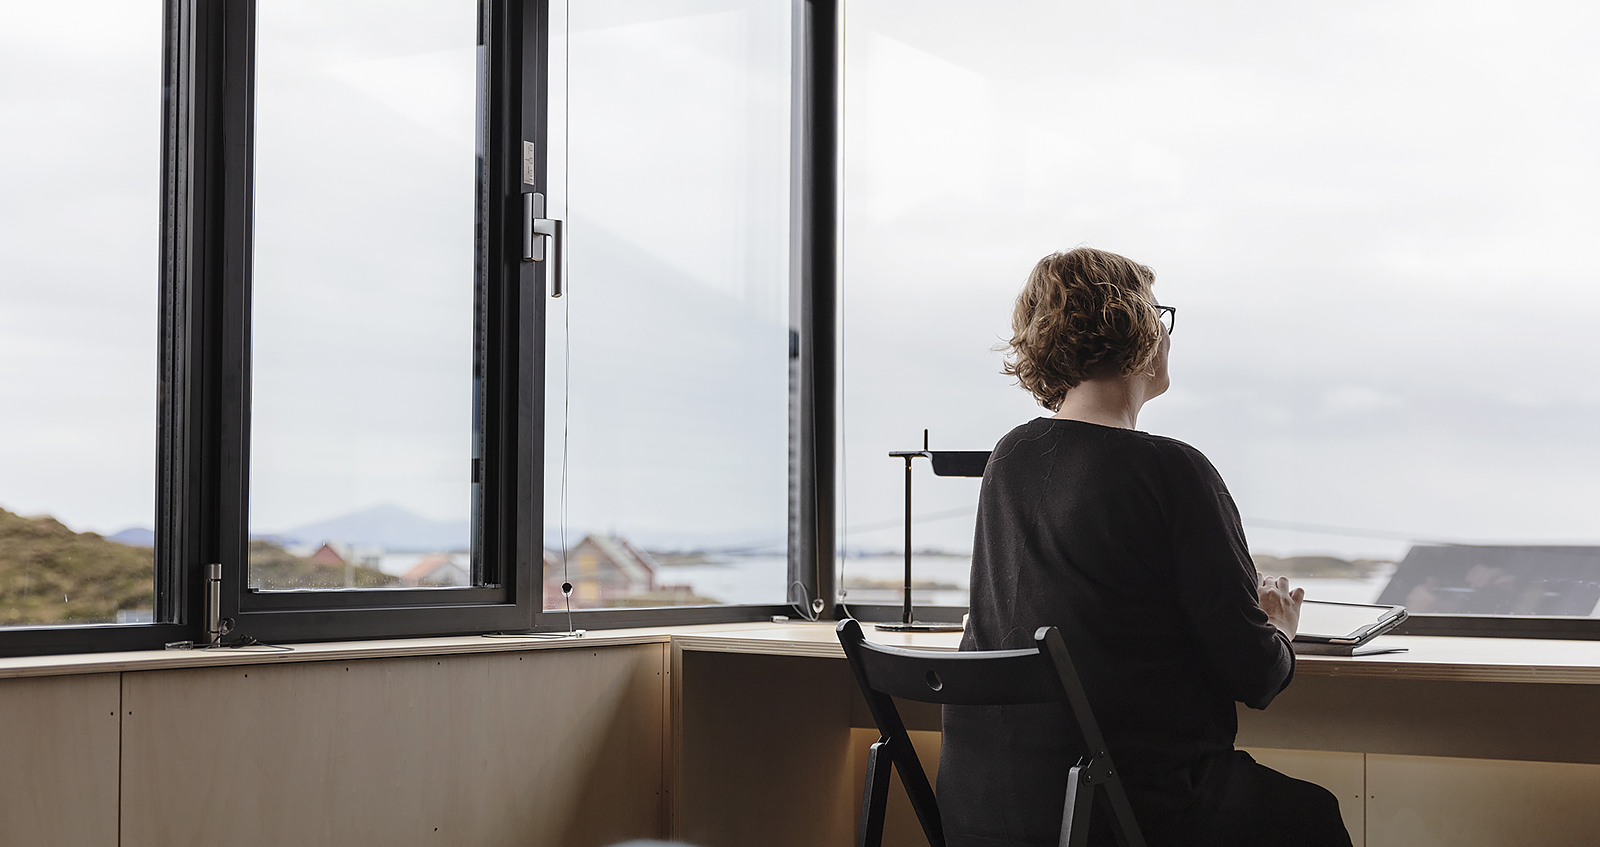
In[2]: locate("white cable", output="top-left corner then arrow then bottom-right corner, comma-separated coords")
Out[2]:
834,1 -> 851,617
558,0 -> 575,637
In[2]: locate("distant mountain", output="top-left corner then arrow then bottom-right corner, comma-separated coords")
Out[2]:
108,527 -> 155,547
279,504 -> 469,552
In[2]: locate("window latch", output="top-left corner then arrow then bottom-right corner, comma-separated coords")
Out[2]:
522,192 -> 564,298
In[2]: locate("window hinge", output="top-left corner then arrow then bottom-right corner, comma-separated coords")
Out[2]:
205,562 -> 224,646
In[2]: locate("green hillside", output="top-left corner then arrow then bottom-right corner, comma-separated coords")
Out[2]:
0,508 -> 155,625
0,508 -> 400,626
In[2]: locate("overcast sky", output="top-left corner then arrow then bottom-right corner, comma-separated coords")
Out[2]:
0,1 -> 161,535
5,0 -> 1600,570
841,0 -> 1600,562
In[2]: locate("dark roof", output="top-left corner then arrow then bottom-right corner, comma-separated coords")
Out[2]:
1376,545 -> 1600,616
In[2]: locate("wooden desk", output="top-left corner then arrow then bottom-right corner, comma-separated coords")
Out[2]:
669,623 -> 1600,847
673,623 -> 1600,683
4,622 -> 1599,847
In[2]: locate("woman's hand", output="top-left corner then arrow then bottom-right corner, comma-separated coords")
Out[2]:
1257,574 -> 1305,641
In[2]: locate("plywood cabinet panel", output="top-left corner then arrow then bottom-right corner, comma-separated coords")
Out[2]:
1238,675 -> 1600,764
1366,753 -> 1600,847
0,673 -> 120,847
119,644 -> 666,847
675,649 -> 860,847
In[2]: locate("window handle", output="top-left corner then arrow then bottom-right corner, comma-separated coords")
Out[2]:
522,192 -> 564,298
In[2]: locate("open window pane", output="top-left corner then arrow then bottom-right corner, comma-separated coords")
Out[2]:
842,0 -> 1600,616
0,1 -> 161,625
542,0 -> 793,610
249,0 -> 482,590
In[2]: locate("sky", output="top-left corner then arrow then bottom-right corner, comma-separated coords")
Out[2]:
0,1 -> 161,535
4,0 -> 1600,578
839,0 -> 1600,562
540,0 -> 794,553
249,0 -> 479,536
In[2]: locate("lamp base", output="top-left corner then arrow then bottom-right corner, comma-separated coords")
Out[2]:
874,621 -> 964,633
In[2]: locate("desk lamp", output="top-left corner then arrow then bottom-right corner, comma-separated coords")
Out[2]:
876,430 -> 991,633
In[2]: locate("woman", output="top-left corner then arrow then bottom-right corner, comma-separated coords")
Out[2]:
937,247 -> 1351,847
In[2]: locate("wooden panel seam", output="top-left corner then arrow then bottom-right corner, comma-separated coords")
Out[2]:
118,671 -> 125,847
658,641 -> 671,840
668,639 -> 685,839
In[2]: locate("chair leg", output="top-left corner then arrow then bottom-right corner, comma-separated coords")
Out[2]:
1102,776 -> 1148,847
1059,764 -> 1094,847
858,738 -> 893,847
894,741 -> 946,847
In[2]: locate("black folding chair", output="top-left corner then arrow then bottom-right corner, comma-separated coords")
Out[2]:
837,619 -> 1147,847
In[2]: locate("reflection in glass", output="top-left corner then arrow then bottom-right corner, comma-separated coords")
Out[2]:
0,1 -> 161,625
842,0 -> 1600,616
543,0 -> 793,609
250,0 -> 480,589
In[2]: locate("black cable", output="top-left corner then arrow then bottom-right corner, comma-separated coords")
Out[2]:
165,634 -> 293,652
218,634 -> 294,652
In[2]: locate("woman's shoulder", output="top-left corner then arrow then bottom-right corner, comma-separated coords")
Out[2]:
988,417 -> 1062,454
986,419 -> 1223,481
1130,431 -> 1227,488
1131,429 -> 1205,458
990,418 -> 1206,458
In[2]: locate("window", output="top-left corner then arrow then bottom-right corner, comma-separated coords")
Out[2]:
248,0 -> 481,593
22,0 -> 1590,655
0,0 -> 838,656
541,0 -> 798,614
0,1 -> 163,633
838,0 -> 1600,635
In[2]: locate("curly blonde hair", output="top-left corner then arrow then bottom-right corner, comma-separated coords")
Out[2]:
1001,247 -> 1162,411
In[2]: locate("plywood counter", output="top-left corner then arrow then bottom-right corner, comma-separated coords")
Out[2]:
4,621 -> 1600,847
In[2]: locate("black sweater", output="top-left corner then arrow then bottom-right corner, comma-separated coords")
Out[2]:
938,418 -> 1294,846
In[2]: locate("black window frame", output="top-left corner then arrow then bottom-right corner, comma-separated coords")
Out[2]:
218,0 -> 537,642
0,0 -> 842,657
226,0 -> 847,639
0,0 -> 219,657
534,0 -> 843,631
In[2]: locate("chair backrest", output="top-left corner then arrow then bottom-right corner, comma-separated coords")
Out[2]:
837,619 -> 1144,847
837,619 -> 1112,756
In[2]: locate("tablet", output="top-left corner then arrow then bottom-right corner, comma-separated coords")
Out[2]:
1291,600 -> 1408,655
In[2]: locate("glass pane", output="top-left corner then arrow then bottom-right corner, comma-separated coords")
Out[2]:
249,0 -> 481,589
543,0 -> 793,610
843,0 -> 1600,616
0,1 -> 161,625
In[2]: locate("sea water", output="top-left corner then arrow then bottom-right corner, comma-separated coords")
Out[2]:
651,554 -> 1395,610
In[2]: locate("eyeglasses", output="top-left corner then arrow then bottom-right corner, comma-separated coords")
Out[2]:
1152,304 -> 1176,334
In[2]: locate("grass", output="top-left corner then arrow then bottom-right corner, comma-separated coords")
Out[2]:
0,508 -> 155,625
